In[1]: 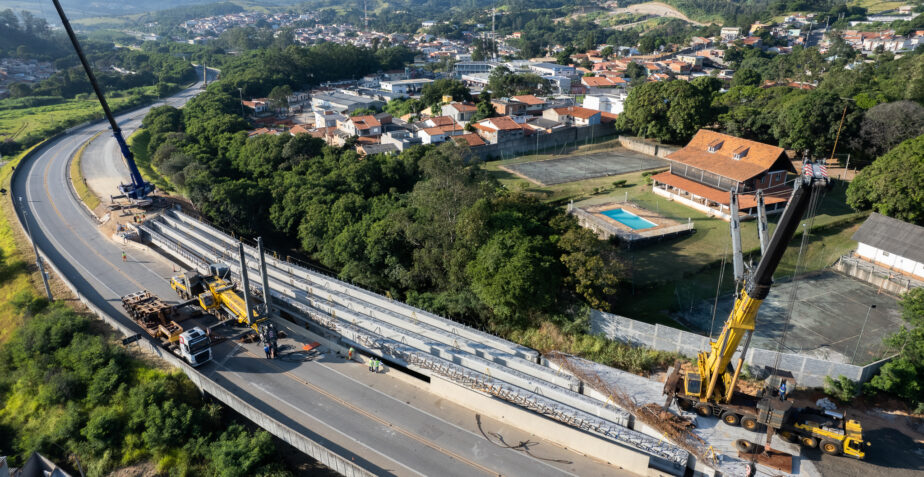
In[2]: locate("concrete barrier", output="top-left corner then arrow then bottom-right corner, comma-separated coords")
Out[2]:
618,136 -> 679,159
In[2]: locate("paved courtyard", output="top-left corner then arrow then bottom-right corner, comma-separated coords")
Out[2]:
502,149 -> 667,185
678,271 -> 904,365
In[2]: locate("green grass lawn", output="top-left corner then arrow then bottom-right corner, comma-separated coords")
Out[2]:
485,152 -> 866,325
0,89 -> 156,148
128,130 -> 176,193
849,0 -> 905,13
0,143 -> 47,343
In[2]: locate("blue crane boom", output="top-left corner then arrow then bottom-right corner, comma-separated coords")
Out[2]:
50,0 -> 154,200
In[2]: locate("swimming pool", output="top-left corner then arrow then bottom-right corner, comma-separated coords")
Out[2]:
600,208 -> 657,230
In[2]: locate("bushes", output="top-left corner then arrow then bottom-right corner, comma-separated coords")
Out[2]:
824,375 -> 858,403
0,299 -> 289,475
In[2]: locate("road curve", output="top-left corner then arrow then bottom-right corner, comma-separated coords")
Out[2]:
12,72 -> 626,477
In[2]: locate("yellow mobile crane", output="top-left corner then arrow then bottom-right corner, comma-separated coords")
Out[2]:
171,241 -> 279,357
663,162 -> 868,459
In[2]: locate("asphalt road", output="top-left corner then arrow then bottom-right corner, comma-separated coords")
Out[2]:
12,70 -> 628,477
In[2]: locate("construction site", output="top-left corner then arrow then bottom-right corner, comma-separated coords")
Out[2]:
11,7 -> 921,475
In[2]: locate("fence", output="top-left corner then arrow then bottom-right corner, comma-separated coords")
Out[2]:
591,310 -> 893,388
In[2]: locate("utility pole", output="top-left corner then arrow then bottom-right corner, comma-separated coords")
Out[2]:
238,88 -> 245,119
492,3 -> 496,61
18,197 -> 53,301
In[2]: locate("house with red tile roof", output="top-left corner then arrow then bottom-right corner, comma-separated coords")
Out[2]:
651,130 -> 795,220
452,133 -> 486,147
471,116 -> 525,144
441,102 -> 478,123
289,124 -> 312,135
542,106 -> 601,126
338,114 -> 383,137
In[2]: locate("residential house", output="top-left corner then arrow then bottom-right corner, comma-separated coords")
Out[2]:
511,94 -> 547,112
651,130 -> 795,220
314,110 -> 347,128
381,130 -> 422,151
721,27 -> 742,42
492,98 -> 527,116
472,116 -> 525,144
453,133 -> 486,147
441,102 -> 478,123
581,76 -> 626,90
242,99 -> 269,114
418,127 -> 448,144
338,114 -> 383,137
542,106 -> 601,126
851,213 -> 924,281
358,143 -> 399,155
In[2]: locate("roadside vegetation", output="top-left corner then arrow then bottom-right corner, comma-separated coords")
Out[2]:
70,132 -> 103,211
0,121 -> 293,477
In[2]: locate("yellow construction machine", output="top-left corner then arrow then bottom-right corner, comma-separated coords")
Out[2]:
663,162 -> 868,459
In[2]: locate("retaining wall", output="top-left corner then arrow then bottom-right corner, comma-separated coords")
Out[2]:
835,255 -> 922,296
9,135 -> 375,477
618,136 -> 679,159
592,310 -> 892,388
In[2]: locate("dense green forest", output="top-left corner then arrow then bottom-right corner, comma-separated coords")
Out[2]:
0,293 -> 289,476
139,93 -> 621,331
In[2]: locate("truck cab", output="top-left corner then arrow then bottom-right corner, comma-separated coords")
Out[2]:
178,327 -> 212,366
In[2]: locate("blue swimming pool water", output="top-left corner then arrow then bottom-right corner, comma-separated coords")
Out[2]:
600,208 -> 657,230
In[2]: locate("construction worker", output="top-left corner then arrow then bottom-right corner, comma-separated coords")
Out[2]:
376,359 -> 383,373
348,346 -> 354,361
368,357 -> 375,372
121,251 -> 127,262
779,380 -> 788,401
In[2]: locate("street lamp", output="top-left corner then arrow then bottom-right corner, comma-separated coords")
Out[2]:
18,197 -> 52,301
852,304 -> 876,364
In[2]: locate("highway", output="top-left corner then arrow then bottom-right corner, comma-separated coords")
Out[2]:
11,70 -> 627,476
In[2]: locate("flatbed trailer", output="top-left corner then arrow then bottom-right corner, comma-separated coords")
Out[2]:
121,291 -> 213,366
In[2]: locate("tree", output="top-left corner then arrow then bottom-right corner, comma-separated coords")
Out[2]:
467,229 -> 558,322
267,84 -> 293,110
732,67 -> 762,88
420,78 -> 471,108
854,101 -> 924,159
600,46 -> 614,59
625,62 -> 647,84
847,134 -> 924,224
618,79 -> 716,143
773,92 -> 858,156
864,288 -> 924,411
557,226 -> 622,310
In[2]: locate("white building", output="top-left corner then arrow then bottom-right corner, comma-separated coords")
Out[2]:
721,27 -> 742,42
583,93 -> 628,115
851,213 -> 924,280
380,78 -> 435,94
528,62 -> 576,76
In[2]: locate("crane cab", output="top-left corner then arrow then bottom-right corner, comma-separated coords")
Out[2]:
684,372 -> 703,398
